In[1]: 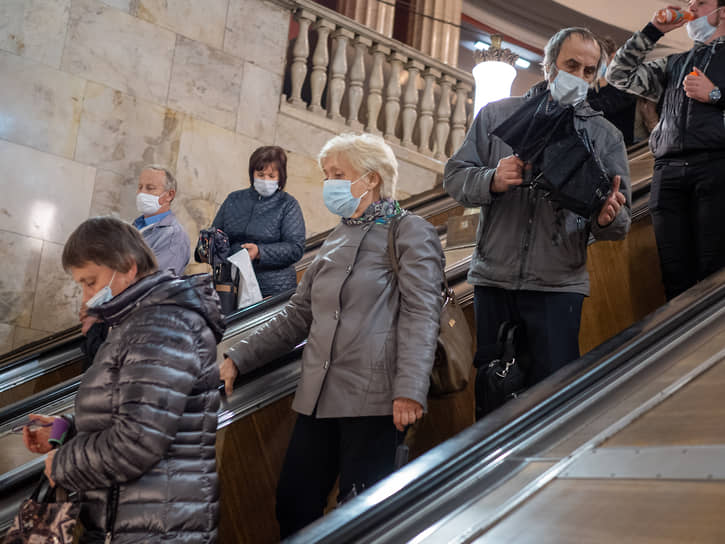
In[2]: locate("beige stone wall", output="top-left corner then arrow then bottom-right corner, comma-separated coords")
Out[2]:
0,0 -> 444,353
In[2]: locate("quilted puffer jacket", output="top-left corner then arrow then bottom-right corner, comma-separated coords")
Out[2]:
212,187 -> 306,297
52,271 -> 225,543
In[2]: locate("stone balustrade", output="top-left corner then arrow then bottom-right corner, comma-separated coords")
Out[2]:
281,0 -> 474,161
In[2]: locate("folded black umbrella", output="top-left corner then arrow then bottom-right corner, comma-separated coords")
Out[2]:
490,91 -> 612,218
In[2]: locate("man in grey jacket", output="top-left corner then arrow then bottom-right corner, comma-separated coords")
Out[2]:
444,28 -> 631,418
133,165 -> 191,274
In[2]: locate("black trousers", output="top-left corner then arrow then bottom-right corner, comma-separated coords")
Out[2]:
651,156 -> 725,300
473,286 -> 584,418
275,413 -> 402,539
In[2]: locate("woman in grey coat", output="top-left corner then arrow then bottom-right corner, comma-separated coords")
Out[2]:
219,133 -> 445,538
22,217 -> 225,543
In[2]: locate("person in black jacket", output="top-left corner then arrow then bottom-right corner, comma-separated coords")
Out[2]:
212,146 -> 306,298
22,217 -> 225,543
608,0 -> 725,299
587,36 -> 637,145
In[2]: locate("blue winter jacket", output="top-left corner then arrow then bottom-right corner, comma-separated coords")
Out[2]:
212,187 -> 306,297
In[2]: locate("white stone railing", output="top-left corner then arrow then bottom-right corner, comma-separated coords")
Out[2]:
279,0 -> 474,160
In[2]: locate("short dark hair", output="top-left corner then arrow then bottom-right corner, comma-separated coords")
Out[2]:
248,146 -> 288,190
62,217 -> 158,276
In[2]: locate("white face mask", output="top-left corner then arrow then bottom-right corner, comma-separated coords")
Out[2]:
86,271 -> 116,309
253,178 -> 279,197
549,69 -> 590,106
687,10 -> 720,42
136,192 -> 164,216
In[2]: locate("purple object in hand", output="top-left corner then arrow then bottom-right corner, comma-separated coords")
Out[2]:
48,417 -> 70,447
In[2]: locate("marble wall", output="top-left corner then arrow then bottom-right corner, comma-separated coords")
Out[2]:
0,0 -> 445,354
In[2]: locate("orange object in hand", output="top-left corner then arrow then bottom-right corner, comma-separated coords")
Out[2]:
656,8 -> 695,24
689,70 -> 699,77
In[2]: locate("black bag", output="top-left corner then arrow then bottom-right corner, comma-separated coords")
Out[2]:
194,227 -> 231,264
388,214 -> 474,397
195,228 -> 237,314
3,475 -> 82,544
474,322 -> 528,419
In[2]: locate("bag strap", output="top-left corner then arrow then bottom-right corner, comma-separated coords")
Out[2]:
501,323 -> 519,363
387,213 -> 450,295
30,474 -> 52,503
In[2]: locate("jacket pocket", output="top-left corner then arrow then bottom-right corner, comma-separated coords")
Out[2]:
367,331 -> 394,393
559,211 -> 588,269
476,201 -> 497,259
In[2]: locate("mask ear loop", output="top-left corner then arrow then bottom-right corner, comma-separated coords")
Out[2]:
351,171 -> 372,200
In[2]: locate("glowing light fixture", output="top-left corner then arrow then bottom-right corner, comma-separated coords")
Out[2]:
472,35 -> 518,116
515,58 -> 531,69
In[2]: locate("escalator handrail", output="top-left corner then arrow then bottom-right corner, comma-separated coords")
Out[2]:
0,259 -> 471,427
0,187 -> 460,375
286,268 -> 725,544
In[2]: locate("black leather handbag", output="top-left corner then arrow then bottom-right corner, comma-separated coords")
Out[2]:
194,228 -> 237,314
474,322 -> 528,419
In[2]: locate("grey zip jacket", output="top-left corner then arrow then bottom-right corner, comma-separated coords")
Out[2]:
444,92 -> 631,295
226,211 -> 444,416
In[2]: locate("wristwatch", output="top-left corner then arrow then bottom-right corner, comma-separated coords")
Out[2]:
709,86 -> 722,104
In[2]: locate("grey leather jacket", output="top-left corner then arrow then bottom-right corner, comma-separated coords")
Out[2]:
226,212 -> 444,417
52,271 -> 225,543
444,93 -> 631,296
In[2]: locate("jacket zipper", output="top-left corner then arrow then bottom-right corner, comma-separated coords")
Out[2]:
517,185 -> 537,288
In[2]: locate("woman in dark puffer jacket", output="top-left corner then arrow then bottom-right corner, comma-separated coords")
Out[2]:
211,145 -> 306,298
22,217 -> 225,543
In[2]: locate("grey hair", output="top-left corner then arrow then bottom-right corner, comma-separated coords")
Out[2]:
542,27 -> 604,83
142,164 -> 177,193
318,133 -> 398,199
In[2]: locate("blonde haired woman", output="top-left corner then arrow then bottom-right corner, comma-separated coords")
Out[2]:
219,133 -> 444,537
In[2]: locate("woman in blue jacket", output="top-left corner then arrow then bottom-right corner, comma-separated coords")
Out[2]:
212,146 -> 306,298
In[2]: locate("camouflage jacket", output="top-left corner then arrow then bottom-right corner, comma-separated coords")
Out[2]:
608,23 -> 725,157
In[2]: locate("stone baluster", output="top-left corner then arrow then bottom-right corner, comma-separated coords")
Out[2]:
288,10 -> 316,107
327,28 -> 354,121
449,81 -> 472,153
400,59 -> 423,149
366,43 -> 390,135
346,35 -> 371,129
417,67 -> 440,154
308,19 -> 335,113
384,52 -> 406,142
434,74 -> 455,159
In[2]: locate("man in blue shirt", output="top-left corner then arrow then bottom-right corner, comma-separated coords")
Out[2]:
133,165 -> 190,274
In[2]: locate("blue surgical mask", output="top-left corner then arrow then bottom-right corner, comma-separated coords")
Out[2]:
550,69 -> 589,106
86,271 -> 116,309
323,174 -> 369,217
253,178 -> 279,197
687,10 -> 720,42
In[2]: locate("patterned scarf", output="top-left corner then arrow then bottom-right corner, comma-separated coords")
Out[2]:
342,198 -> 403,226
